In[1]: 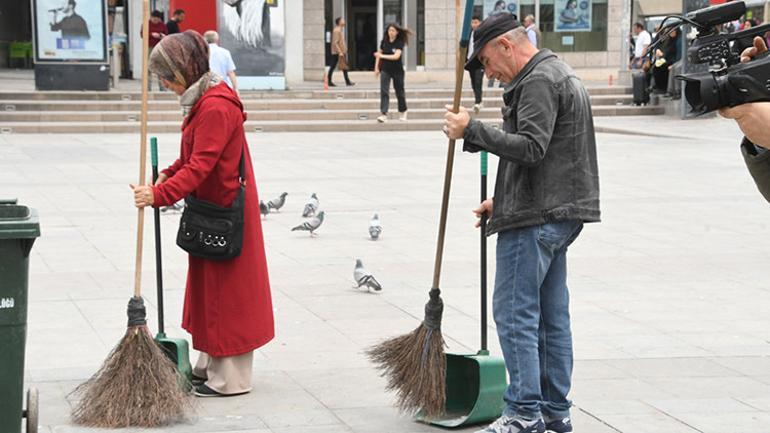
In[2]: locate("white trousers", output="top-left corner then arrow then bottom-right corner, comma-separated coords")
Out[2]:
193,351 -> 254,395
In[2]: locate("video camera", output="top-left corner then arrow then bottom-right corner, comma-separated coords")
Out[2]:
648,1 -> 770,114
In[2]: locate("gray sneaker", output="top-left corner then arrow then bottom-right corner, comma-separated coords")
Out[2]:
475,415 -> 545,433
545,417 -> 572,433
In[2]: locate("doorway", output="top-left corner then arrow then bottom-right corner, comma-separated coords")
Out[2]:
348,0 -> 377,70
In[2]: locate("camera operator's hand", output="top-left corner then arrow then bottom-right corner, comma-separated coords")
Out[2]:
719,37 -> 770,149
720,103 -> 770,149
739,36 -> 768,64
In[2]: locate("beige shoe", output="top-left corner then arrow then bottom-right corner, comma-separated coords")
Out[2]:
399,111 -> 408,121
473,103 -> 483,114
377,114 -> 388,123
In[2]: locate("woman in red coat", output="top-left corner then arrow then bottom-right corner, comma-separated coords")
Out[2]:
132,30 -> 274,397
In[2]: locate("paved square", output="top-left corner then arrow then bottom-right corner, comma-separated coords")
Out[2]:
2,114 -> 770,433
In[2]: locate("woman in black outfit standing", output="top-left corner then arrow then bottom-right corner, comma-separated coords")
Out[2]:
374,23 -> 412,123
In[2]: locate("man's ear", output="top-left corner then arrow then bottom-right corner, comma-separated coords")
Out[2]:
498,37 -> 510,55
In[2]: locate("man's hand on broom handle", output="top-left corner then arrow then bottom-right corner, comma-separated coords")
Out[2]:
473,198 -> 493,228
444,104 -> 471,139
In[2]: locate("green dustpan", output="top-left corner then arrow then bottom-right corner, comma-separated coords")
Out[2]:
151,137 -> 193,387
423,151 -> 507,428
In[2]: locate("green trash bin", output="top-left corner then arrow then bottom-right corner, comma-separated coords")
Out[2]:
0,199 -> 41,433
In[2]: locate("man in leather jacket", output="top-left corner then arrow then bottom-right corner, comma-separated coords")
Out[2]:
444,13 -> 600,433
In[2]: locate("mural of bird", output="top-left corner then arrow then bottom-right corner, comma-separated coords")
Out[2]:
221,0 -> 282,48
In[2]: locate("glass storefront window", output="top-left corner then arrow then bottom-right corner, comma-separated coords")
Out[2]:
539,0 -> 607,51
383,0 -> 403,25
520,0 -> 536,22
473,0 -> 484,19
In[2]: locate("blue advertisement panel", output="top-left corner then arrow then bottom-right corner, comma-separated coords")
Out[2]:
484,0 -> 520,19
32,0 -> 107,62
555,0 -> 592,32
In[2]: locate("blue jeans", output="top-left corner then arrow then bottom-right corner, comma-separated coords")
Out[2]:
493,220 -> 583,421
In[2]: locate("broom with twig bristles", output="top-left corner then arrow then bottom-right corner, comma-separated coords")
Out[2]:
366,0 -> 477,420
70,0 -> 192,427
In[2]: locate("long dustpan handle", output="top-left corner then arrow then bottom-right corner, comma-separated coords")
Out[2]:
480,151 -> 488,352
133,0 -> 150,299
431,0 -> 476,291
150,137 -> 165,336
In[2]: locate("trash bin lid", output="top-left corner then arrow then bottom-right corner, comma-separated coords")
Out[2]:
0,199 -> 40,239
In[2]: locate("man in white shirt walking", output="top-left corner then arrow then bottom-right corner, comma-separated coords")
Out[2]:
203,30 -> 238,95
630,22 -> 651,69
523,15 -> 539,48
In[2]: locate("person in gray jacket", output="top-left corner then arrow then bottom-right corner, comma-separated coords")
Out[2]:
444,13 -> 600,433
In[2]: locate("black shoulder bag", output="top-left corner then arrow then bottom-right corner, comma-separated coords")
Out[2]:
176,148 -> 246,260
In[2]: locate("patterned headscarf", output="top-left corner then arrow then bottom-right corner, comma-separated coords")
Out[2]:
149,30 -> 223,114
149,30 -> 209,89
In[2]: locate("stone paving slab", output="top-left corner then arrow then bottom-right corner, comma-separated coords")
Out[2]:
1,114 -> 770,433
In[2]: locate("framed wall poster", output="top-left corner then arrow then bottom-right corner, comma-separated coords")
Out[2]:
218,0 -> 285,90
32,0 -> 107,63
484,0 -> 519,18
555,0 -> 592,32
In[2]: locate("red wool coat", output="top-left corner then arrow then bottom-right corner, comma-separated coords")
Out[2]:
152,83 -> 274,357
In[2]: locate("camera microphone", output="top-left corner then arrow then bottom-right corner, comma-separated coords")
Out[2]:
687,1 -> 745,28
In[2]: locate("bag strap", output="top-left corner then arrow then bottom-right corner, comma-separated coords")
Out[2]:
238,141 -> 246,186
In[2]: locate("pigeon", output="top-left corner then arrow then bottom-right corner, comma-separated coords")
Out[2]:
259,200 -> 269,218
368,213 -> 382,240
267,192 -> 288,212
161,199 -> 184,213
354,259 -> 382,292
302,193 -> 319,217
291,211 -> 325,235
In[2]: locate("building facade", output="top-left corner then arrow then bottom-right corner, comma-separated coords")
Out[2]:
0,0 -> 654,87
304,0 -> 627,83
127,0 -> 629,87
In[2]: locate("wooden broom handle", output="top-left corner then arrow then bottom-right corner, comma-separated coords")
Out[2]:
134,0 -> 150,298
431,45 -> 468,290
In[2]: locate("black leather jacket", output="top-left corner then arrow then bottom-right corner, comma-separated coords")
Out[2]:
463,49 -> 601,234
742,138 -> 770,202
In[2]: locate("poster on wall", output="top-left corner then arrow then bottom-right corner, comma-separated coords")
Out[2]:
484,0 -> 519,19
218,0 -> 285,90
555,0 -> 592,32
32,0 -> 107,62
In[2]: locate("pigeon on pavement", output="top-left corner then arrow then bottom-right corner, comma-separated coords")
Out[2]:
260,200 -> 269,218
291,211 -> 325,236
268,192 -> 288,212
354,259 -> 382,292
161,199 -> 184,213
368,213 -> 382,240
302,193 -> 319,217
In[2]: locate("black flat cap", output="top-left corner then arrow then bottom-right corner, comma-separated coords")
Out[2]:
465,13 -> 522,71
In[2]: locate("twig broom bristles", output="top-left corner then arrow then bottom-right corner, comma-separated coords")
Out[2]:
366,0 -> 476,420
70,0 -> 192,427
